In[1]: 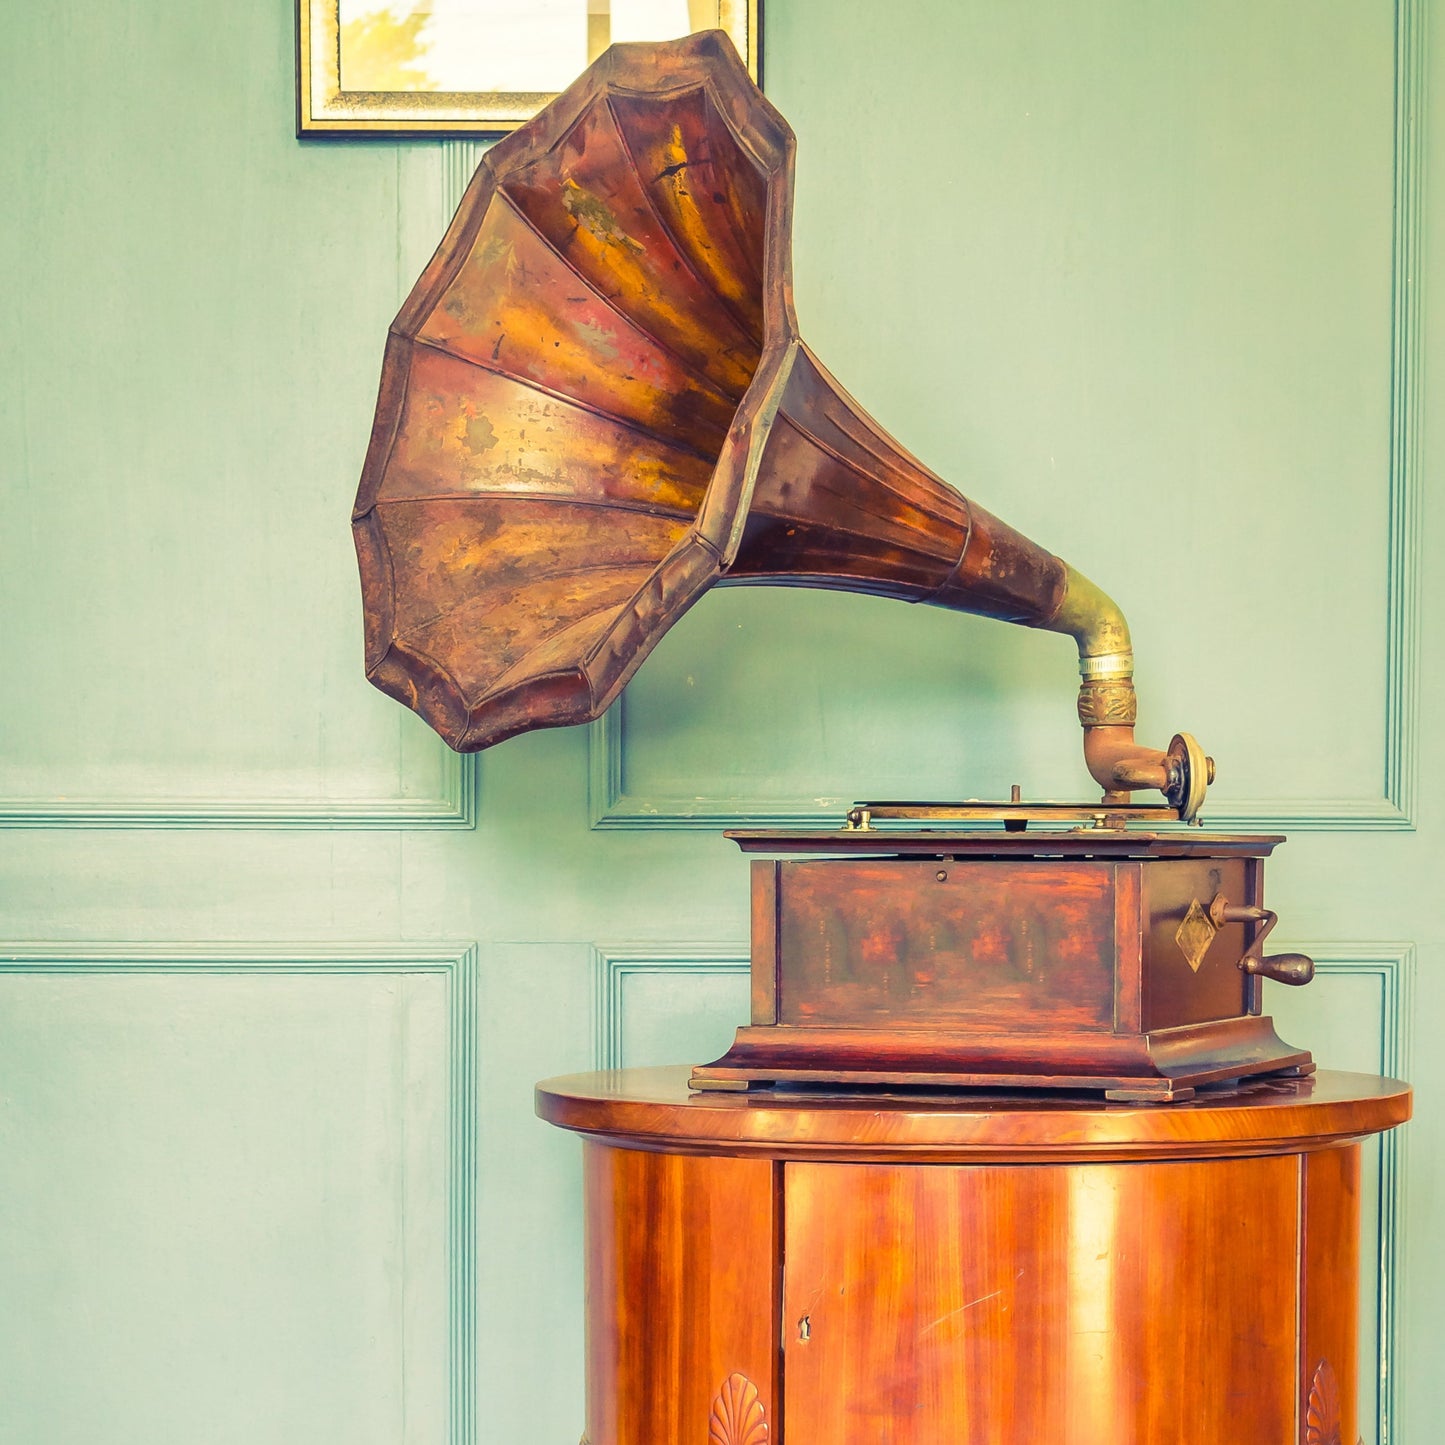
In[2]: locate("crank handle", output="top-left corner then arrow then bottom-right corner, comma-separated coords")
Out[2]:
1208,895 -> 1316,988
1241,951 -> 1315,986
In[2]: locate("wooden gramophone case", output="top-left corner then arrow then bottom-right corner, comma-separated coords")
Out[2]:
692,827 -> 1312,1102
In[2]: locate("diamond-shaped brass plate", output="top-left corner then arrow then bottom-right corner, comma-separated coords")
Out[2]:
1175,898 -> 1217,973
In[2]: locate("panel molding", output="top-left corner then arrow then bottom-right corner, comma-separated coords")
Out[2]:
0,941 -> 480,1445
588,722 -> 1421,833
588,0 -> 1424,834
9,131 -> 485,835
590,944 -> 749,1071
441,140 -> 493,216
0,751 -> 478,830
1381,0 -> 1426,838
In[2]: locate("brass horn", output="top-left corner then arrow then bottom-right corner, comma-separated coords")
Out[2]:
352,30 -> 1211,816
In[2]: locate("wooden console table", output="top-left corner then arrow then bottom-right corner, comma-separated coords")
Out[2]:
537,1068 -> 1409,1445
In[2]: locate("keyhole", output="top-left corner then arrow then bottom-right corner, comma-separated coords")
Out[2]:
797,1314 -> 811,1342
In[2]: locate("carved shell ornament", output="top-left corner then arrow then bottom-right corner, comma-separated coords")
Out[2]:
708,1372 -> 768,1445
1305,1358 -> 1342,1445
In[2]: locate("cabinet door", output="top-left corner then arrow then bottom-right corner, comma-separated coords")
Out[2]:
783,1157 -> 1301,1444
584,1144 -> 777,1445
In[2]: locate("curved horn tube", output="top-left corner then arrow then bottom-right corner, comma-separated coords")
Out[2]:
1042,566 -> 1189,801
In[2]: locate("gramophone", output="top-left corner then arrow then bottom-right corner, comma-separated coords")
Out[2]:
353,30 -> 1314,1102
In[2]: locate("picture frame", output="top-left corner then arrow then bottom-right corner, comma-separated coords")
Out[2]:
296,0 -> 760,136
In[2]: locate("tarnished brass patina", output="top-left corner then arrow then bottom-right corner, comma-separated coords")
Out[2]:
1209,893 -> 1316,986
1175,898 -> 1217,973
352,30 -> 1212,814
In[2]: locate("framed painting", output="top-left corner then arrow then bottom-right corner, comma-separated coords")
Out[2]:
296,0 -> 760,136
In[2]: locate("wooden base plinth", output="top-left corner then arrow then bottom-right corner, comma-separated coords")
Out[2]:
691,1013 -> 1314,1102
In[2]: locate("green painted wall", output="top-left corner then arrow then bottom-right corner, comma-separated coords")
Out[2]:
1,1 -> 1441,1440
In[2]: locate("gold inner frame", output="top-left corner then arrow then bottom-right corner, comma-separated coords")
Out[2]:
296,0 -> 759,134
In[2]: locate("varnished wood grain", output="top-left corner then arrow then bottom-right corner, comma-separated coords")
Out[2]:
583,1142 -> 776,1445
782,1155 -> 1299,1442
1141,857 -> 1252,1029
749,860 -> 778,1027
692,1015 -> 1311,1099
1300,1144 -> 1361,1445
699,839 -> 1305,1097
550,1075 -> 1406,1444
538,1067 -> 1411,1163
773,858 -> 1119,1030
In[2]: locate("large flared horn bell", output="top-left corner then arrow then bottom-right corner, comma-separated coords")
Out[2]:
352,30 -> 1209,814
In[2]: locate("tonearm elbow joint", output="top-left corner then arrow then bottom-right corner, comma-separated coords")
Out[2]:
1044,566 -> 1214,821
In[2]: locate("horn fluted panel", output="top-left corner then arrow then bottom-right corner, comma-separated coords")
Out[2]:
354,33 -> 790,750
